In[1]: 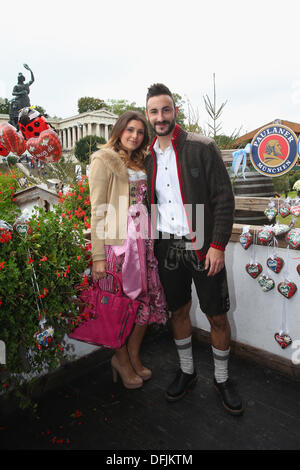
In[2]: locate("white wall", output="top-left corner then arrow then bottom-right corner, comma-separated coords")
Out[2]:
190,241 -> 300,361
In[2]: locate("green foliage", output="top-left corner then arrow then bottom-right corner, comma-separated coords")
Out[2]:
74,135 -> 106,163
77,97 -> 105,114
172,93 -> 186,129
7,156 -> 18,166
106,99 -> 145,116
0,98 -> 9,114
0,171 -> 21,224
0,174 -> 92,406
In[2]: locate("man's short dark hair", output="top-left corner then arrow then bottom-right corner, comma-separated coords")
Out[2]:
146,83 -> 175,108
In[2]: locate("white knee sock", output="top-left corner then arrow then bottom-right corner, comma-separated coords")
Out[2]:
174,336 -> 194,374
212,346 -> 230,383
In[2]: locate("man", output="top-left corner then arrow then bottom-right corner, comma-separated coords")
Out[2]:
144,83 -> 243,415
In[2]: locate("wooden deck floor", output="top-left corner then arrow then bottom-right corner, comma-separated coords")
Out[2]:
1,326 -> 300,451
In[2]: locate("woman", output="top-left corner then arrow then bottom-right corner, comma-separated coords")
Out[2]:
89,111 -> 167,389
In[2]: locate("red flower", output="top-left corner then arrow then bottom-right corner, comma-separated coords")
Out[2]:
0,261 -> 5,270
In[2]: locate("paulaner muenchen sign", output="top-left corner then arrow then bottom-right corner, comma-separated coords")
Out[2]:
250,122 -> 298,177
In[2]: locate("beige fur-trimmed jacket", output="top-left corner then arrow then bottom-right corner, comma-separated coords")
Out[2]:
89,147 -> 129,261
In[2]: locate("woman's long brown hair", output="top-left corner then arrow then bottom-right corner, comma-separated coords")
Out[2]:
101,110 -> 149,170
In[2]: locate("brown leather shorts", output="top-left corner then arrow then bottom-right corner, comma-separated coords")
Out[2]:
154,238 -> 230,316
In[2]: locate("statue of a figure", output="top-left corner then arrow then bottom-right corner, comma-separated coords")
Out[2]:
9,64 -> 35,129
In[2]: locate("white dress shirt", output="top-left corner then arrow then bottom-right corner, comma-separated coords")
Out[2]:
154,139 -> 190,236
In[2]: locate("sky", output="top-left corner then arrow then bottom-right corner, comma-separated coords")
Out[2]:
2,0 -> 300,138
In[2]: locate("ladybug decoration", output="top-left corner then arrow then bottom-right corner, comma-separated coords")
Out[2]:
18,107 -> 62,163
18,107 -> 50,141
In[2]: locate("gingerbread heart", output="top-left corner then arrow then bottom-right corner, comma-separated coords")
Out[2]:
264,207 -> 277,221
274,332 -> 292,349
291,205 -> 300,217
240,232 -> 252,250
297,264 -> 300,276
26,129 -> 62,163
267,256 -> 284,274
279,205 -> 290,218
286,229 -> 300,249
272,224 -> 290,238
277,281 -> 297,299
246,263 -> 262,279
257,227 -> 273,245
258,274 -> 275,292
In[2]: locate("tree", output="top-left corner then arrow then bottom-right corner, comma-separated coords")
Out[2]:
0,98 -> 9,114
173,93 -> 186,128
74,135 -> 106,163
106,99 -> 145,116
203,73 -> 241,148
203,73 -> 227,140
78,97 -> 106,114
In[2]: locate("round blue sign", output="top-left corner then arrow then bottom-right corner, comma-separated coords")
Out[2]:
250,124 -> 298,177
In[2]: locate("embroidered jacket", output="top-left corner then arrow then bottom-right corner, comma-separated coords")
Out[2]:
144,125 -> 235,260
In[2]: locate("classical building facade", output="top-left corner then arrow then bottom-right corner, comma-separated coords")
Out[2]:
0,108 -> 118,152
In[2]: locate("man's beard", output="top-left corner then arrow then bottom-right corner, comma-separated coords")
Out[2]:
153,118 -> 176,136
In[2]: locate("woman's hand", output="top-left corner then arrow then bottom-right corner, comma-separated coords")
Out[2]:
92,260 -> 108,280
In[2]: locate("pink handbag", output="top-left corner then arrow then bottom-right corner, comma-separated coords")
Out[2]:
69,271 -> 141,349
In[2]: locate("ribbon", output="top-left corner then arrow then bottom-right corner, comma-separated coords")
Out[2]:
232,149 -> 247,180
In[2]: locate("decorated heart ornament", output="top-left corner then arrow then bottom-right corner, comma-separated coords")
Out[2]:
272,223 -> 290,238
240,232 -> 252,250
258,274 -> 275,292
0,122 -> 26,156
279,205 -> 290,218
291,205 -> 300,217
246,263 -> 262,279
286,229 -> 300,249
264,207 -> 277,221
26,129 -> 62,163
267,256 -> 284,274
257,227 -> 273,245
34,326 -> 54,348
277,281 -> 297,299
274,332 -> 292,349
297,264 -> 300,276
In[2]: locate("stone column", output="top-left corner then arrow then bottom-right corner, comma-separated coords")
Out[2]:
67,128 -> 71,149
73,126 -> 77,146
96,123 -> 101,137
105,124 -> 109,142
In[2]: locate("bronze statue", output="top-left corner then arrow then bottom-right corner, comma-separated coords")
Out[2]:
9,64 -> 35,129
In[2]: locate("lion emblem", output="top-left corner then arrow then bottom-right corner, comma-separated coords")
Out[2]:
263,139 -> 285,166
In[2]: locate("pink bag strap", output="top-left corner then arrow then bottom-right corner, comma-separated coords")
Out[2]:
94,271 -> 124,297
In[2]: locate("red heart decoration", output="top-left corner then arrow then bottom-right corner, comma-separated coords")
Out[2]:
274,332 -> 292,349
257,227 -> 273,245
246,263 -> 262,279
291,205 -> 300,217
240,232 -> 252,250
279,205 -> 290,218
267,256 -> 284,274
277,281 -> 297,299
26,129 -> 62,163
0,122 -> 26,156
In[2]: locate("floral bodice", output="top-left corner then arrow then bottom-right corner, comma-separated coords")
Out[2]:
128,169 -> 148,207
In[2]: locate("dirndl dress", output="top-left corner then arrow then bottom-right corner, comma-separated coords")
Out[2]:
99,169 -> 168,326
